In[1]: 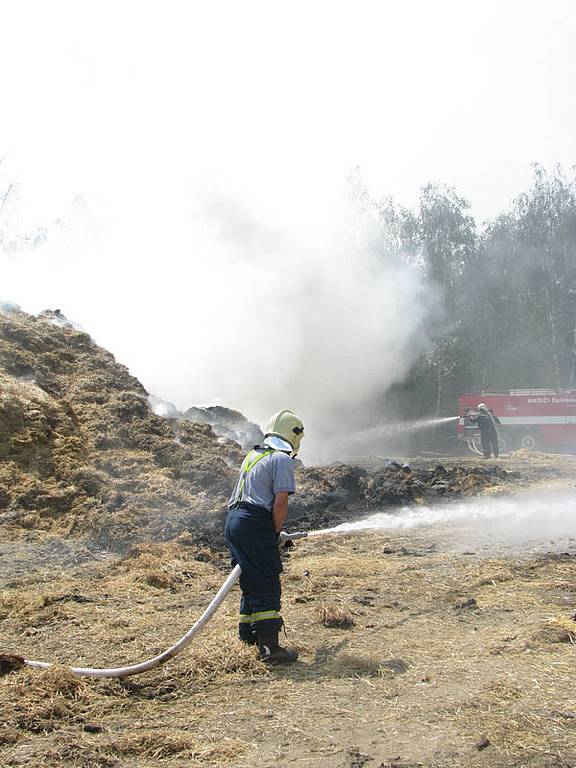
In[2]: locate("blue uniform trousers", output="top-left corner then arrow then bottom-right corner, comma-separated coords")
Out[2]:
224,502 -> 282,616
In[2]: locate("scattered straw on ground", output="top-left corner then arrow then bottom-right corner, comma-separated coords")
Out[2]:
2,530 -> 576,767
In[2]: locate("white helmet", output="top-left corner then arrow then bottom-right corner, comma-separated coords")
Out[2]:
477,403 -> 488,411
265,410 -> 304,455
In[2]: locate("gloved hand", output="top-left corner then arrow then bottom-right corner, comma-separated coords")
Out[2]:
278,530 -> 308,547
277,530 -> 293,548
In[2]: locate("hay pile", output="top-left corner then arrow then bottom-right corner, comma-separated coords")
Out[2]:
0,309 -> 243,550
4,308 -> 576,766
0,307 -> 531,555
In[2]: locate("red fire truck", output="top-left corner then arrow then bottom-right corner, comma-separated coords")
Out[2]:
457,390 -> 576,454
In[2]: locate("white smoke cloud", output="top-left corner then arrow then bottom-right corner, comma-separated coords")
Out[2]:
1,178 -> 435,462
4,1 -> 574,461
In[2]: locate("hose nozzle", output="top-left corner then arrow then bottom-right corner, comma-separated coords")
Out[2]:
278,530 -> 309,546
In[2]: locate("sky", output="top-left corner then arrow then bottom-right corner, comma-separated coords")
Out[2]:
1,0 -> 575,456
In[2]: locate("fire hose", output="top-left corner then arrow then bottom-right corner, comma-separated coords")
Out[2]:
14,530 -> 310,679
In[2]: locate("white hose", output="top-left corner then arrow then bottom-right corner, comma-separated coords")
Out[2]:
24,565 -> 242,678
22,531 -> 311,678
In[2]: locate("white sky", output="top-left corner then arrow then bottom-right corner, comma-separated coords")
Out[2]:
1,0 -> 575,451
2,0 -> 575,223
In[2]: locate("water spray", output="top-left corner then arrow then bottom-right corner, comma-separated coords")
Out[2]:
5,487 -> 576,678
350,415 -> 459,444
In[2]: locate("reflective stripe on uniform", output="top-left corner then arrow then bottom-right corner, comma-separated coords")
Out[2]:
250,610 -> 280,622
232,449 -> 274,506
239,614 -> 252,624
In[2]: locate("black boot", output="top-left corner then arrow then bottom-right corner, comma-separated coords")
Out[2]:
238,622 -> 257,645
252,618 -> 298,664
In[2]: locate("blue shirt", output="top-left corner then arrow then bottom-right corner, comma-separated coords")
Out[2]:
228,447 -> 296,511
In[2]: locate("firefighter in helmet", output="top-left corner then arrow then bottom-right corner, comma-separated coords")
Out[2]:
224,410 -> 304,664
466,403 -> 501,458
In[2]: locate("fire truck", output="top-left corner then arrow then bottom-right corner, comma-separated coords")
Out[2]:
457,390 -> 576,454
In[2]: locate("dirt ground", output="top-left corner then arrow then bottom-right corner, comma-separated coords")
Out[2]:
2,454 -> 576,768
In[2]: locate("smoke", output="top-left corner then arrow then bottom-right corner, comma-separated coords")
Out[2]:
2,180 -> 436,462
319,487 -> 576,554
3,2 -> 576,462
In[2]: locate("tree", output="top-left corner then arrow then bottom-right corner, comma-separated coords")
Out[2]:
471,164 -> 576,389
411,184 -> 478,418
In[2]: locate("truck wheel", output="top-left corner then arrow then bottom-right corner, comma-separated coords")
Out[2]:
518,432 -> 538,450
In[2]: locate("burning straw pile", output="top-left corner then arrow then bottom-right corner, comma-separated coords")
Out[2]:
3,309 -> 576,766
0,309 -> 243,550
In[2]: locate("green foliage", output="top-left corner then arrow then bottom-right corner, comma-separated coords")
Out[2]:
351,164 -> 576,426
469,164 -> 576,391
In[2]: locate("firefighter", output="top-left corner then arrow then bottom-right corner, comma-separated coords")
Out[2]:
466,403 -> 501,458
224,409 -> 304,664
